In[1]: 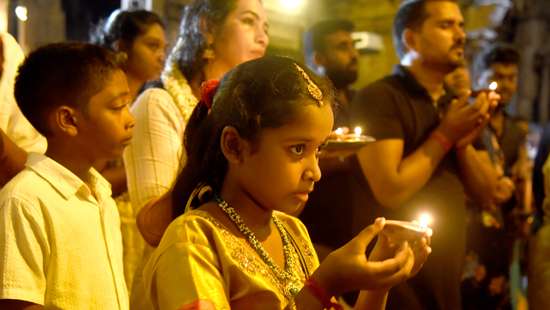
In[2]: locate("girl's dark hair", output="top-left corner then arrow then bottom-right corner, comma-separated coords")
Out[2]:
171,0 -> 237,81
171,55 -> 335,217
90,9 -> 164,50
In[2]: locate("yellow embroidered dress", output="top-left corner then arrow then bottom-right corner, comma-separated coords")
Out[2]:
143,209 -> 319,310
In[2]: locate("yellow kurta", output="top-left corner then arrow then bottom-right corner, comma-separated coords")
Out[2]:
143,209 -> 319,310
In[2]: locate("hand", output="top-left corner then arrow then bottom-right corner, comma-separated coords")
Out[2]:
492,176 -> 515,204
454,122 -> 486,150
373,221 -> 432,278
312,218 -> 430,296
439,92 -> 491,142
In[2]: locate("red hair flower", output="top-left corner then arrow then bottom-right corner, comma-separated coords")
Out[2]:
200,79 -> 220,109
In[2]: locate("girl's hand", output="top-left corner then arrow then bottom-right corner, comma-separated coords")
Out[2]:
372,220 -> 431,278
312,218 -> 428,296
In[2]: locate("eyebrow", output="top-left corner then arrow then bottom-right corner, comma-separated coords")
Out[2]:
106,90 -> 130,104
240,10 -> 269,28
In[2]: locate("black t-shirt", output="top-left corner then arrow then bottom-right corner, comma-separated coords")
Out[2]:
348,65 -> 467,310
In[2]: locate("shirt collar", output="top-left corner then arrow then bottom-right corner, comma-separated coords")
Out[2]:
393,65 -> 435,101
25,153 -> 112,202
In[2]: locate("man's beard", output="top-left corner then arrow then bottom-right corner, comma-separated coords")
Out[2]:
326,67 -> 358,89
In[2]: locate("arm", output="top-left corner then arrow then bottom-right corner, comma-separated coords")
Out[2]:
0,197 -> 48,307
356,136 -> 449,208
292,219 -> 430,310
354,290 -> 388,310
353,87 -> 488,208
0,130 -> 27,187
456,145 -> 499,207
136,193 -> 172,246
144,235 -> 230,309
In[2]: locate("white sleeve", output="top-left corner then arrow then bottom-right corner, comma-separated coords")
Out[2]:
123,89 -> 186,212
0,195 -> 49,305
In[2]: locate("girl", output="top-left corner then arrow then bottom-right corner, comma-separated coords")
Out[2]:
124,0 -> 269,246
143,56 -> 430,309
90,9 -> 167,294
91,9 -> 167,101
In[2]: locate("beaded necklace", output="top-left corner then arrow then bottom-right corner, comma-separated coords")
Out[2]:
215,197 -> 302,298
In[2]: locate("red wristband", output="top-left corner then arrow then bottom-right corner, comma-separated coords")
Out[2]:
304,278 -> 343,310
431,130 -> 453,152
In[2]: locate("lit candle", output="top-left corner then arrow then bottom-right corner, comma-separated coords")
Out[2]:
417,212 -> 433,231
335,127 -> 344,136
489,81 -> 498,91
354,126 -> 362,138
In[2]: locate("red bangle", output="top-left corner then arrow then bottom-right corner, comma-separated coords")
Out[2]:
431,130 -> 453,152
304,278 -> 343,310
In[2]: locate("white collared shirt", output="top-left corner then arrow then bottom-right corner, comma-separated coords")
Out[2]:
0,153 -> 128,309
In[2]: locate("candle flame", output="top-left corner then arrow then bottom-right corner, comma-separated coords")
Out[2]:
489,81 -> 498,91
418,212 -> 433,229
354,126 -> 362,136
335,127 -> 344,136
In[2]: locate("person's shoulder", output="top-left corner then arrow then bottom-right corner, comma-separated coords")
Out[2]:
159,209 -> 223,247
353,74 -> 403,104
0,169 -> 46,215
0,168 -> 43,201
273,211 -> 309,237
131,87 -> 182,123
132,88 -> 175,111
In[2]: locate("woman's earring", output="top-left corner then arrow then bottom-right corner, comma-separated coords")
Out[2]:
203,45 -> 215,60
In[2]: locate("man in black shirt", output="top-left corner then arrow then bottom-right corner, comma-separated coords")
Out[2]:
350,1 -> 497,309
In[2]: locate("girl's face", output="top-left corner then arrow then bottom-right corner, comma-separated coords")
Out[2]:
124,23 -> 167,82
212,0 -> 269,71
237,102 -> 334,214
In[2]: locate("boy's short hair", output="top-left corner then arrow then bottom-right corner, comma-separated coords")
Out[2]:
475,43 -> 520,71
14,42 -> 125,136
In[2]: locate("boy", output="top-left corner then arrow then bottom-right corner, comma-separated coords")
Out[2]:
0,42 -> 134,309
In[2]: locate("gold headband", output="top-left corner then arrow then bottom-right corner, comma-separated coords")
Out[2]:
294,63 -> 324,106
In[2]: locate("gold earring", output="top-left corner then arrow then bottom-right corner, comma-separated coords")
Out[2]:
203,45 -> 215,60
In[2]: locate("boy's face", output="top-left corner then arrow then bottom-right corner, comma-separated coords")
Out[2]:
237,102 -> 334,215
75,69 -> 134,161
478,62 -> 518,104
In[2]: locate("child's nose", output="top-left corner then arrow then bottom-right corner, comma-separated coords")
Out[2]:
125,109 -> 135,130
304,157 -> 322,182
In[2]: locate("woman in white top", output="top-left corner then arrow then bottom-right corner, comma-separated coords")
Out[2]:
123,0 -> 268,306
124,0 -> 268,244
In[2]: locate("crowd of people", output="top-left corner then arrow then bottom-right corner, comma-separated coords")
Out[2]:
0,0 -> 545,309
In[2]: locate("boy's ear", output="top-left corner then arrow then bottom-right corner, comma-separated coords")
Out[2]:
54,106 -> 79,137
220,126 -> 249,164
403,28 -> 416,54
